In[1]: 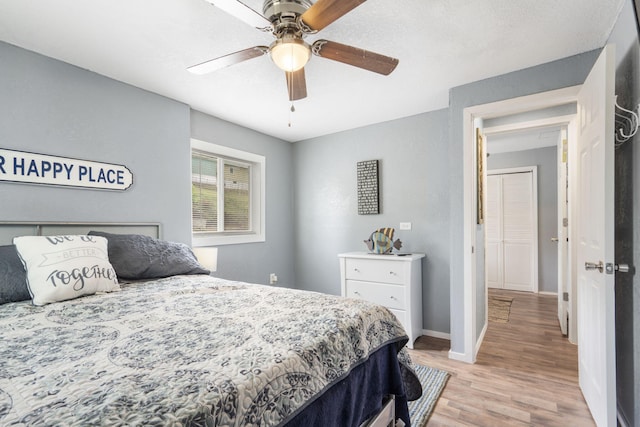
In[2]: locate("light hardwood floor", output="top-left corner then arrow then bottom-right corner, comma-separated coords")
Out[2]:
407,289 -> 595,426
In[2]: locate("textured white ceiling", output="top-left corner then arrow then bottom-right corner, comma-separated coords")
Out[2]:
0,0 -> 626,142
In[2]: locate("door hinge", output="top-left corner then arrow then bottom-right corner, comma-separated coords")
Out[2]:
563,218 -> 568,227
563,292 -> 569,302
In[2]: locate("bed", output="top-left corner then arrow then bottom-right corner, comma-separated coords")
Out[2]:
0,222 -> 421,426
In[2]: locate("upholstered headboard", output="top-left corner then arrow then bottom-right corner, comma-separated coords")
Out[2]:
0,222 -> 161,246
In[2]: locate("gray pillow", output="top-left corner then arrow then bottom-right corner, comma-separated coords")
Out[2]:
0,244 -> 31,304
88,231 -> 210,280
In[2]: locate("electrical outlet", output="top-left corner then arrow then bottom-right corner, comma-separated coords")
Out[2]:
399,222 -> 412,231
269,273 -> 278,285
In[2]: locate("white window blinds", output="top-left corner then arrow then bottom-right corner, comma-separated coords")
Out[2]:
192,152 -> 250,234
191,139 -> 265,246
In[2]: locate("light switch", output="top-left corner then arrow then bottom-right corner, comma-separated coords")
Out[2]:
399,222 -> 412,230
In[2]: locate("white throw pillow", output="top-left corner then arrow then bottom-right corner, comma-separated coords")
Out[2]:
13,235 -> 120,306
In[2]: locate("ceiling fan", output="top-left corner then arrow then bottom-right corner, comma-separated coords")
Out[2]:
188,0 -> 399,101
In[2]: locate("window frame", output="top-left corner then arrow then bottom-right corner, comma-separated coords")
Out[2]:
191,139 -> 265,247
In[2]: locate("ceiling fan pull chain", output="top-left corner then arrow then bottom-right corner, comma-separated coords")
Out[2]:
288,103 -> 295,127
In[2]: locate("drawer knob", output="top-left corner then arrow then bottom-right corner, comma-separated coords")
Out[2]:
390,296 -> 398,301
354,291 -> 361,296
353,268 -> 360,272
389,271 -> 396,275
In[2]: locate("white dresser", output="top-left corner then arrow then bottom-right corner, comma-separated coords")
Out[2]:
338,252 -> 425,349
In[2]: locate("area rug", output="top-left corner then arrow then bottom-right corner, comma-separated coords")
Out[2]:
488,295 -> 514,323
408,364 -> 450,427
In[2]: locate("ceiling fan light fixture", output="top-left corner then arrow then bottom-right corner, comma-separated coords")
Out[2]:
270,38 -> 311,72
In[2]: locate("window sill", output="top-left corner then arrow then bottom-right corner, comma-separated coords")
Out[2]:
193,232 -> 265,247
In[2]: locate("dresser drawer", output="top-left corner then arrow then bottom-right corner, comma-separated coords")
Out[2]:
388,308 -> 407,332
344,258 -> 405,285
345,280 -> 406,310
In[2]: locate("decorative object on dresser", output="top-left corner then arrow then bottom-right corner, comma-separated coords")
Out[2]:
339,251 -> 425,349
364,227 -> 402,254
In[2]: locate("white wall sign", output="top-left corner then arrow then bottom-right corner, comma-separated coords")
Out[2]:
0,148 -> 133,191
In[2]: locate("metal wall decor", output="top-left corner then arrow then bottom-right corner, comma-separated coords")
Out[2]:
357,159 -> 379,215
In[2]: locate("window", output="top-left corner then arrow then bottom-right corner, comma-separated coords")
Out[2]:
191,139 -> 265,246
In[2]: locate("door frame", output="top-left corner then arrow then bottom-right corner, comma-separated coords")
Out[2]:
459,85 -> 581,363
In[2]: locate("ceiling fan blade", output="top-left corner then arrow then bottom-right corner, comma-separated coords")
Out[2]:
311,40 -> 398,75
188,46 -> 268,75
300,0 -> 366,32
286,68 -> 307,101
204,0 -> 272,30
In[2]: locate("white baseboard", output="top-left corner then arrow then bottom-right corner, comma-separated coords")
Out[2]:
424,331 -> 476,363
475,321 -> 487,360
538,291 -> 558,296
422,329 -> 450,340
447,349 -> 473,363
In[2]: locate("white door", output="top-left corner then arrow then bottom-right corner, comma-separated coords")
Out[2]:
486,174 -> 503,288
503,172 -> 536,291
557,131 -> 569,335
576,45 -> 616,427
486,170 -> 537,292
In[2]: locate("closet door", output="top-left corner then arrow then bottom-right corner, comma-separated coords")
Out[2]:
502,172 -> 535,291
486,174 -> 503,288
486,170 -> 537,292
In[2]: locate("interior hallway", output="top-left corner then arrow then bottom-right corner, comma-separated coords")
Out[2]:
407,289 -> 595,426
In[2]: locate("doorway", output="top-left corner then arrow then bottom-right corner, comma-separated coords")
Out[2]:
482,114 -> 575,338
460,85 -> 581,364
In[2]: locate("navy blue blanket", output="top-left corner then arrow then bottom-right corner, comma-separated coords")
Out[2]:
285,340 -> 412,426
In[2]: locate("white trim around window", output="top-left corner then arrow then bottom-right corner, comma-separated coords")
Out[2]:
191,139 -> 265,247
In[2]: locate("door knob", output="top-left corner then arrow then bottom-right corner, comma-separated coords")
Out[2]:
605,263 -> 630,274
551,237 -> 559,242
585,261 -> 604,273
616,264 -> 630,273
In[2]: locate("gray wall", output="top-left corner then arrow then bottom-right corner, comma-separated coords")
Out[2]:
0,41 -> 192,244
190,110 -> 295,287
293,110 -> 451,334
0,41 -> 296,289
487,146 -> 558,294
607,0 -> 640,424
448,50 -> 600,355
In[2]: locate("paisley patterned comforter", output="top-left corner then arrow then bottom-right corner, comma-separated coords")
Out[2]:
0,275 -> 415,426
